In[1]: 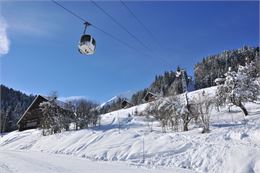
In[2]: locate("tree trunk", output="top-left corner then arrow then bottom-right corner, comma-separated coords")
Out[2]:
202,125 -> 210,133
183,112 -> 190,132
183,122 -> 188,131
238,102 -> 248,116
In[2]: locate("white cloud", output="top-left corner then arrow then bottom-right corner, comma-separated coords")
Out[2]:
0,16 -> 10,56
59,96 -> 88,102
11,21 -> 50,37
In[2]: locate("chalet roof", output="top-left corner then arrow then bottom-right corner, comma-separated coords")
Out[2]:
121,99 -> 132,104
122,99 -> 132,104
143,91 -> 160,102
17,95 -> 47,125
121,99 -> 133,109
144,91 -> 158,98
17,95 -> 66,125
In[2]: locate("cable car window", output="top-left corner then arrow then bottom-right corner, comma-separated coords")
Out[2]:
92,39 -> 96,46
81,35 -> 91,42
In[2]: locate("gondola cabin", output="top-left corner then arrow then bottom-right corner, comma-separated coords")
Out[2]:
78,34 -> 96,55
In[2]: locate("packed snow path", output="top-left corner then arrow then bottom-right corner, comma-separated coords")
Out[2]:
0,150 -> 192,173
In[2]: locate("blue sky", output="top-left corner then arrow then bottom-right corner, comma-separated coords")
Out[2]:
0,1 -> 259,103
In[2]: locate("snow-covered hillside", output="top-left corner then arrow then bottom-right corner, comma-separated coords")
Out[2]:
1,87 -> 260,173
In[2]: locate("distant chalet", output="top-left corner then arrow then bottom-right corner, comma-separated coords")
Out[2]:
17,95 -> 65,131
143,92 -> 159,102
121,100 -> 133,109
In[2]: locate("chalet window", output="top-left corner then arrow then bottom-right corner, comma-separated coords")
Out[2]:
26,121 -> 37,128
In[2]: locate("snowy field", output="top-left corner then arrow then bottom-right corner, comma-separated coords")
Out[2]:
0,150 -> 190,173
1,87 -> 260,173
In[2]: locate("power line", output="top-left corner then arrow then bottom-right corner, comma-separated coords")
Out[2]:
51,0 -> 149,57
121,1 -> 173,59
90,0 -> 152,52
52,0 -> 171,67
52,0 -> 86,23
120,0 -> 157,43
92,25 -> 149,57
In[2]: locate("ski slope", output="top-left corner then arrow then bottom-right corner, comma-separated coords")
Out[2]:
0,87 -> 260,173
0,150 -> 190,173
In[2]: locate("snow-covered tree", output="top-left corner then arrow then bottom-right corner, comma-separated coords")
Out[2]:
40,92 -> 72,135
145,92 -> 198,132
159,97 -> 180,132
73,99 -> 99,130
255,55 -> 260,76
195,46 -> 258,89
216,62 -> 260,116
40,101 -> 57,135
145,99 -> 168,132
1,84 -> 35,132
193,91 -> 214,133
179,92 -> 199,131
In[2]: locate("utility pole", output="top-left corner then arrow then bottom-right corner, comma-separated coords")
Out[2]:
142,135 -> 145,163
117,113 -> 120,134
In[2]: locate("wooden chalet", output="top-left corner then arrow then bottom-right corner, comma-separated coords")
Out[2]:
17,95 -> 48,131
143,92 -> 158,102
121,100 -> 133,109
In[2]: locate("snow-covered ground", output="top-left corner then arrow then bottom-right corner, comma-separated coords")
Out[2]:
0,87 -> 260,173
0,150 -> 190,173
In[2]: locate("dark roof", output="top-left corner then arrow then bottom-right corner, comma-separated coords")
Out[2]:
121,99 -> 133,108
122,99 -> 133,105
144,91 -> 157,98
17,95 -> 67,125
143,91 -> 161,102
17,95 -> 48,125
121,99 -> 132,104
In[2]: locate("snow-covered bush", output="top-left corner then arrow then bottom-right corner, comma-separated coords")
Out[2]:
144,92 -> 199,132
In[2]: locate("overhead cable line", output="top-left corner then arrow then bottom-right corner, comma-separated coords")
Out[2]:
52,0 -> 86,23
52,0 -> 149,57
90,0 -> 152,52
120,0 -> 173,65
120,0 -> 158,44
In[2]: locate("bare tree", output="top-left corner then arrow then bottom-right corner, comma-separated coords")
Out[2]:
193,91 -> 214,133
161,97 -> 180,132
144,93 -> 198,132
144,100 -> 168,132
178,92 -> 199,131
144,96 -> 184,132
74,99 -> 99,130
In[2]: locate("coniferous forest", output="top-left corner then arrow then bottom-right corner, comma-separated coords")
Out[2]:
0,85 -> 35,132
